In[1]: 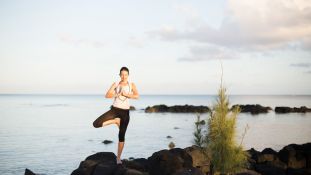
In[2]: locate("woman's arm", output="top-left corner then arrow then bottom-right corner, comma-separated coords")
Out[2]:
105,82 -> 117,98
122,82 -> 139,99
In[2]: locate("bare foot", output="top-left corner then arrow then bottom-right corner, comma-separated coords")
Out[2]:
117,158 -> 122,164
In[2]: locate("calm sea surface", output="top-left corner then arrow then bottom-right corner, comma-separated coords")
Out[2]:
0,94 -> 310,175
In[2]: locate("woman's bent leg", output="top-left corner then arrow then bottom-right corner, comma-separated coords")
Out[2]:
93,109 -> 117,128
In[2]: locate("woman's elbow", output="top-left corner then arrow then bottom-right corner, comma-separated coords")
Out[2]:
105,94 -> 112,98
135,94 -> 139,99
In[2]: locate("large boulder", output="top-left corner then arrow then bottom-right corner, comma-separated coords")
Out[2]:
147,147 -> 203,175
246,143 -> 311,175
278,143 -> 309,169
258,148 -> 279,163
71,152 -> 118,175
184,145 -> 210,174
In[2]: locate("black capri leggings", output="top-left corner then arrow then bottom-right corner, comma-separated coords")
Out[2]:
93,106 -> 130,142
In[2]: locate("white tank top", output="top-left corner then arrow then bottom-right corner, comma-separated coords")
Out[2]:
112,81 -> 132,109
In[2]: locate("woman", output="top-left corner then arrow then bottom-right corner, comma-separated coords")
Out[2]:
92,66 -> 139,164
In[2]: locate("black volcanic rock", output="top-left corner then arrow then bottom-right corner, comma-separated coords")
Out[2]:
129,106 -> 136,111
147,148 -> 194,175
246,142 -> 311,175
68,147 -> 204,175
231,104 -> 272,114
24,168 -> 36,175
275,106 -> 311,113
102,140 -> 113,144
71,152 -> 118,175
145,104 -> 210,113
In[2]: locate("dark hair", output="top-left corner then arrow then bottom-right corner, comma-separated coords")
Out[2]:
120,66 -> 129,75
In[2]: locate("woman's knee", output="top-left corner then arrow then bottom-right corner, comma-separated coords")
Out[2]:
93,120 -> 101,128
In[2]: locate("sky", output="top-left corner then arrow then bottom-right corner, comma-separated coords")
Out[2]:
0,0 -> 310,95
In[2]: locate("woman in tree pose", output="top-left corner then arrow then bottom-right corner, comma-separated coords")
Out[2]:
93,66 -> 139,164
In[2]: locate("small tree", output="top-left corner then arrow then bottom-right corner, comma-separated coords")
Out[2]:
206,86 -> 249,174
204,63 -> 249,175
193,62 -> 249,175
193,113 -> 205,148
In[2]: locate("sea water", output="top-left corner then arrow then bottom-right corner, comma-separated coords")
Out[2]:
0,94 -> 310,175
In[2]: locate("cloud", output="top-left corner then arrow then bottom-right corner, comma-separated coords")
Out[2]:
58,33 -> 105,48
290,62 -> 311,74
290,63 -> 311,68
149,0 -> 311,52
178,45 -> 238,62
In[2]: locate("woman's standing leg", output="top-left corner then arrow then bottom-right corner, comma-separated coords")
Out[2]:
117,110 -> 130,163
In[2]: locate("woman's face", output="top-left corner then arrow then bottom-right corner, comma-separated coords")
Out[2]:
119,70 -> 129,81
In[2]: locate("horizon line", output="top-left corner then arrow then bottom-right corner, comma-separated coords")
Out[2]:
0,93 -> 310,96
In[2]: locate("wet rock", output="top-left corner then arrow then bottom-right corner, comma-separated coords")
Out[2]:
102,140 -> 113,144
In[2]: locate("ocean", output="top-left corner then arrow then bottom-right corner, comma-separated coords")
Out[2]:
0,94 -> 311,175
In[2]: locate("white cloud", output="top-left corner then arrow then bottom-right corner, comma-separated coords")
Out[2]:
290,62 -> 311,68
178,45 -> 238,62
149,0 -> 311,52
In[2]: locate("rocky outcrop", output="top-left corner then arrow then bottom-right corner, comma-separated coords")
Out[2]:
143,104 -> 311,114
231,104 -> 272,114
275,106 -> 311,113
69,147 -> 205,175
24,143 -> 311,175
247,143 -> 311,175
145,105 -> 210,113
